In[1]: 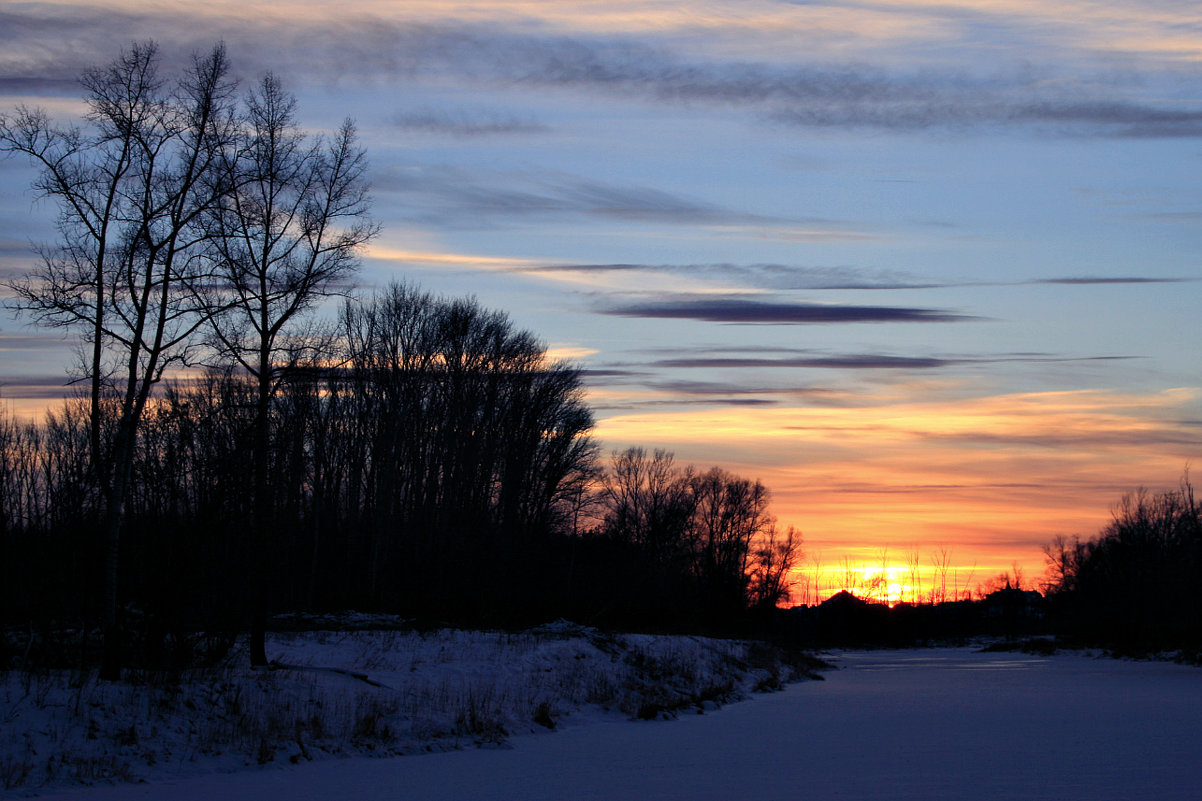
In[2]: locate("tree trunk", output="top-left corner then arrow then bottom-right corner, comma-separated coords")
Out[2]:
98,416 -> 137,681
249,364 -> 272,668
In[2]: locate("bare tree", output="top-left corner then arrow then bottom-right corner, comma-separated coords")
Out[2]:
840,556 -> 860,597
906,545 -> 921,604
748,524 -> 801,608
687,467 -> 772,601
1041,534 -> 1081,594
809,553 -> 823,605
1008,560 -> 1024,591
2,42 -> 238,678
874,546 -> 890,604
930,545 -> 952,604
961,561 -> 977,601
600,447 -> 695,559
200,73 -> 376,666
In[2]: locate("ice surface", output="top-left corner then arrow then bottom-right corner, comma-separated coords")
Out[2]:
22,646 -> 1202,801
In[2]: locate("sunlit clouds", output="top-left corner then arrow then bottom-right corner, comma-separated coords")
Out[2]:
363,245 -> 545,273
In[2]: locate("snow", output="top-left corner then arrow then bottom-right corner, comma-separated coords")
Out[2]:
9,642 -> 1202,800
1,623 -> 795,796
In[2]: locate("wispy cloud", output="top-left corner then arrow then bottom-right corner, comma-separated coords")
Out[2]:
1137,212 -> 1202,224
529,262 -> 1198,293
598,296 -> 979,324
4,5 -> 1200,138
1033,276 -> 1194,285
389,109 -> 550,137
641,348 -> 1137,370
0,373 -> 71,398
769,93 -> 1202,137
460,29 -> 1202,137
0,335 -> 73,352
535,262 -> 933,289
373,166 -> 856,233
643,378 -> 786,396
363,244 -> 543,271
0,236 -> 34,258
651,354 -> 958,370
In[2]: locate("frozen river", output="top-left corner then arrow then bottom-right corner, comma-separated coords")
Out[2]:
36,647 -> 1202,801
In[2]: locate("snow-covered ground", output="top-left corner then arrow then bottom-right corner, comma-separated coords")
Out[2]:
1,620 -> 812,797
14,644 -> 1202,801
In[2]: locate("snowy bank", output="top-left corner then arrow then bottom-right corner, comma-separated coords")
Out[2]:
1,621 -> 822,795
19,646 -> 1202,801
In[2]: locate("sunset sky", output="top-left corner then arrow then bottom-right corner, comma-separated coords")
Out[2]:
2,1 -> 1200,599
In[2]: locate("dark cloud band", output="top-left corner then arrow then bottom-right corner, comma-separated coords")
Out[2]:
652,355 -> 955,369
599,297 -> 976,324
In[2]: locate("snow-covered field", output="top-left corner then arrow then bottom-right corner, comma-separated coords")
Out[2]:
1,620 -> 812,797
8,637 -> 1202,800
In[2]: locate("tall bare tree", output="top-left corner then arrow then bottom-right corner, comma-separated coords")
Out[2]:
747,523 -> 801,609
200,74 -> 377,666
2,42 -> 238,678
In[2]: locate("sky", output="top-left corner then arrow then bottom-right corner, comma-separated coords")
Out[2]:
2,1 -> 1201,599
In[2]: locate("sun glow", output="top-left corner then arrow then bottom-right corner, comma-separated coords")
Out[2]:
842,566 -> 912,606
785,556 -> 1006,609
593,386 -> 1202,595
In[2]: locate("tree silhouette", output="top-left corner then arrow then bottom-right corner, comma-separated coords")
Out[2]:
2,42 -> 238,678
1044,475 -> 1201,651
199,73 -> 376,666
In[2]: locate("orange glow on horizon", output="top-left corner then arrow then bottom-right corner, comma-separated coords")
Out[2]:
789,558 -> 1009,608
593,386 -> 1202,596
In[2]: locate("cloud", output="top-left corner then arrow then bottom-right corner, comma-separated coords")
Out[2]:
374,166 -> 850,232
651,354 -> 957,370
0,373 -> 71,399
768,92 -> 1202,137
363,245 -> 542,272
1011,101 -> 1202,139
458,29 -> 1202,137
579,368 -> 644,381
916,427 -> 1202,450
5,6 -> 1200,138
389,109 -> 550,137
639,348 -> 1137,370
0,236 -> 35,258
0,8 -> 119,90
580,367 -> 846,411
593,396 -> 782,412
598,296 -> 978,324
1034,276 -> 1194,285
529,263 -> 1197,293
534,262 -> 941,290
0,7 -> 238,93
1138,212 -> 1202,224
0,334 -> 73,352
645,378 -> 786,396
545,344 -> 599,361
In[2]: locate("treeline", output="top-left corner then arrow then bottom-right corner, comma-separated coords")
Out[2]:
0,41 -> 797,676
0,285 -> 797,670
591,448 -> 798,626
1043,477 -> 1202,654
